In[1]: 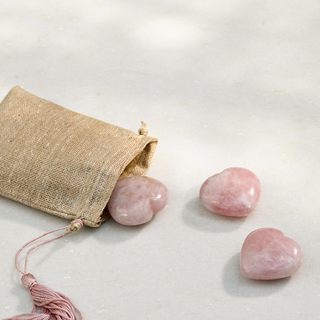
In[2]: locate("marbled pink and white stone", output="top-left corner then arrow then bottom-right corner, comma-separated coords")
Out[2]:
199,167 -> 261,217
107,176 -> 168,226
241,228 -> 303,280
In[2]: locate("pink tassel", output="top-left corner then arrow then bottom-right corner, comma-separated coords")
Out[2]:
3,273 -> 82,320
3,220 -> 83,320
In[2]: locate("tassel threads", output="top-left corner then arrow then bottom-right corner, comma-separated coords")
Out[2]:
3,276 -> 83,320
3,219 -> 84,320
16,273 -> 82,320
3,274 -> 83,319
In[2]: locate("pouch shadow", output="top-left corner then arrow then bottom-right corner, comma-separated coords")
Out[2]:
91,217 -> 145,244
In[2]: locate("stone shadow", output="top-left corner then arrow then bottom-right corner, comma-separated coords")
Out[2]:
182,187 -> 247,233
222,253 -> 290,297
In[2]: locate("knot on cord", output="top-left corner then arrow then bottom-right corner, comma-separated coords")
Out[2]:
67,219 -> 84,232
21,273 -> 38,290
138,121 -> 148,136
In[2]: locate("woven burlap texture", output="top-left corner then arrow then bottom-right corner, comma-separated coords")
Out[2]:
0,86 -> 158,227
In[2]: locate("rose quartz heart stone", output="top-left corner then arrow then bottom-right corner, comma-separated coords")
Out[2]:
241,228 -> 303,280
107,176 -> 168,226
199,167 -> 261,217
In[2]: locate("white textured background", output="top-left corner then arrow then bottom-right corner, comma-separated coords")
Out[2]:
1,1 -> 320,319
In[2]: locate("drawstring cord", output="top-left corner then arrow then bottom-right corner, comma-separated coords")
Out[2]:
3,219 -> 84,320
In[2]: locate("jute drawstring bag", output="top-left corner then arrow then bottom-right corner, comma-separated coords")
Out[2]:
1,86 -> 159,319
0,86 -> 158,227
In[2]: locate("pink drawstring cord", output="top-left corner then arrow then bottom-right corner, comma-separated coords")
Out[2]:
2,219 -> 84,320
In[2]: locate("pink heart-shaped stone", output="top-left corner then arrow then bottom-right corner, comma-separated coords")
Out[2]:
199,167 -> 261,217
240,228 -> 303,280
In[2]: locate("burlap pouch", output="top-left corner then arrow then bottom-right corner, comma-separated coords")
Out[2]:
0,86 -> 158,227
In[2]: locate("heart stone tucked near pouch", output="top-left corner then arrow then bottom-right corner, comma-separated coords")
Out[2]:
107,176 -> 168,226
240,228 -> 303,280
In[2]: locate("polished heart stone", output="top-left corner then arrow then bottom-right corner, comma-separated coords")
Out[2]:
107,176 -> 168,226
241,228 -> 303,280
199,167 -> 261,217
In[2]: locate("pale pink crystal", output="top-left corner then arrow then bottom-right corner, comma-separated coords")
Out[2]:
107,176 -> 168,226
241,228 -> 303,280
199,167 -> 261,217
